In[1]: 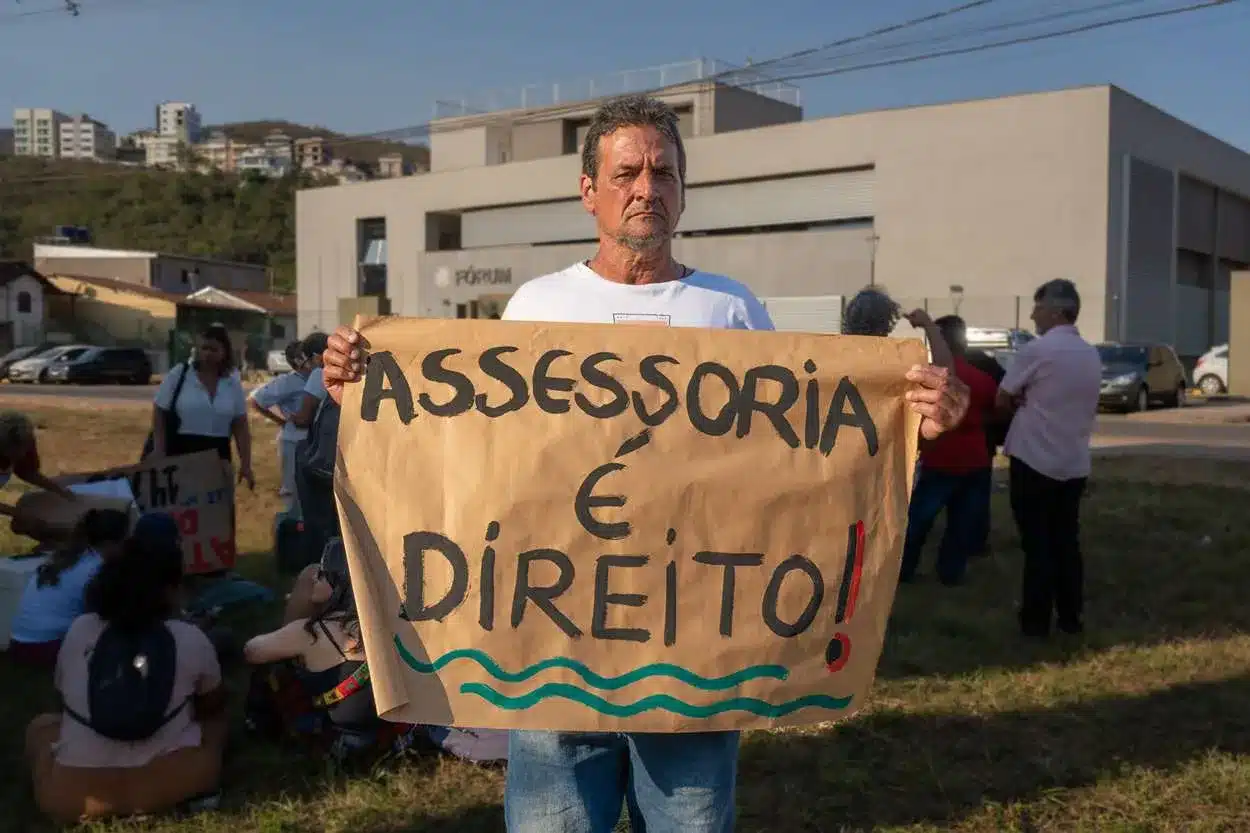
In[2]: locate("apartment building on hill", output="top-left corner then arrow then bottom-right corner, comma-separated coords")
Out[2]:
59,115 -> 117,161
13,108 -> 70,158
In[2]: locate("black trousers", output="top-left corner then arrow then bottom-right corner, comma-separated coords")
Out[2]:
1008,456 -> 1087,633
171,432 -> 233,461
294,464 -> 340,570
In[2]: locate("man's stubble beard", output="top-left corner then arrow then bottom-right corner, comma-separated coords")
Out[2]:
614,230 -> 670,252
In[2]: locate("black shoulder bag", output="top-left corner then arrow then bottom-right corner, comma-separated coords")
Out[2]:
298,396 -> 341,485
142,361 -> 191,459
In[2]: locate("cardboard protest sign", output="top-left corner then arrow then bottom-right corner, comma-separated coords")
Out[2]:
336,317 -> 924,733
60,451 -> 235,574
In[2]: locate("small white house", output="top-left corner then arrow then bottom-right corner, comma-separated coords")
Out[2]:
0,262 -> 58,349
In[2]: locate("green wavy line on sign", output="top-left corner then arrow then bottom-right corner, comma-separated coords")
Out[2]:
460,681 -> 854,718
392,635 -> 788,691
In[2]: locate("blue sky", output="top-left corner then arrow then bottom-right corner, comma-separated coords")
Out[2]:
2,0 -> 1249,149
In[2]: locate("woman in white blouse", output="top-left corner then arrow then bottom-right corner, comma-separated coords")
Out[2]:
151,324 -> 255,490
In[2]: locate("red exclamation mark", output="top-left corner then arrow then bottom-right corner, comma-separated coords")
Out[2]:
827,519 -> 865,674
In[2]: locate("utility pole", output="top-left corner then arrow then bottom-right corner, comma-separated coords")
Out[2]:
866,232 -> 880,286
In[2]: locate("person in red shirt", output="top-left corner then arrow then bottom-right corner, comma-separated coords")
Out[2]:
899,315 -> 999,585
0,411 -> 77,529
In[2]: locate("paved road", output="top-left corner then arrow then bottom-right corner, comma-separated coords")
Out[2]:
3,382 -> 1250,447
0,383 -> 159,402
1091,417 -> 1250,444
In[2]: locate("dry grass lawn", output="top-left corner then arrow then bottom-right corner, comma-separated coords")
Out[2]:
0,401 -> 1248,832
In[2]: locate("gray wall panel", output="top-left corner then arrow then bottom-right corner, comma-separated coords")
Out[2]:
1177,176 -> 1216,255
1124,157 -> 1176,344
459,169 -> 876,248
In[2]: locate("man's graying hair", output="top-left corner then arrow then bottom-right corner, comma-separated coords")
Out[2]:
581,95 -> 687,187
843,287 -> 902,337
1034,278 -> 1081,322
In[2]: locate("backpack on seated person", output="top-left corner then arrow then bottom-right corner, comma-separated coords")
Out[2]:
63,623 -> 189,743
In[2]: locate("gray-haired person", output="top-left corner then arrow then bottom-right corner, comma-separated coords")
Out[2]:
995,279 -> 1100,638
320,95 -> 970,833
843,287 -> 954,369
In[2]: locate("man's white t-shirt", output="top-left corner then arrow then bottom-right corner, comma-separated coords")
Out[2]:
502,262 -> 775,330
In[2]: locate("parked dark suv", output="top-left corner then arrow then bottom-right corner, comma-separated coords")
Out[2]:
44,346 -> 152,385
1097,342 -> 1188,412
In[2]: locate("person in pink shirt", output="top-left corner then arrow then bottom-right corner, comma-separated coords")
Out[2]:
996,279 -> 1101,638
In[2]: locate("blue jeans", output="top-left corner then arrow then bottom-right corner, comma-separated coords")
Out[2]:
505,730 -> 739,832
900,466 -> 992,585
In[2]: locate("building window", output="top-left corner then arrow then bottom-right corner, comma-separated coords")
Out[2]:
357,217 -> 388,297
16,291 -> 32,314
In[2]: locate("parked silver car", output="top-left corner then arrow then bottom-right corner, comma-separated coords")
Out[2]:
7,344 -> 93,383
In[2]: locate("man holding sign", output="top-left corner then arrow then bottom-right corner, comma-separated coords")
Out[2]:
324,95 -> 969,833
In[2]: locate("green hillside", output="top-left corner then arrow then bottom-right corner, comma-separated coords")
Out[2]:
0,155 -> 305,292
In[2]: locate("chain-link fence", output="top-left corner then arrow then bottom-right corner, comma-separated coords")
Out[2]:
295,294 -> 1034,338
889,294 -> 1032,332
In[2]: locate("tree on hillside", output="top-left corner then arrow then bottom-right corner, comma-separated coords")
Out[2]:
0,158 -> 311,292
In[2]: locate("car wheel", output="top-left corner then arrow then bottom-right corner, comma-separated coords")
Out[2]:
1134,386 -> 1149,413
1198,374 -> 1225,397
36,370 -> 47,384
1174,384 -> 1186,408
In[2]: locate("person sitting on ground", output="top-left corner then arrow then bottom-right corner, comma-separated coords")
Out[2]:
0,411 -> 77,527
248,341 -> 312,516
8,508 -> 132,668
243,538 -> 409,760
25,526 -> 228,824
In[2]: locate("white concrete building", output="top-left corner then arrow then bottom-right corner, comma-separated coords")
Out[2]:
58,115 -> 116,160
236,145 -> 292,178
12,108 -> 69,158
296,81 -> 1250,361
156,101 -> 201,144
0,262 -> 53,348
145,135 -> 182,167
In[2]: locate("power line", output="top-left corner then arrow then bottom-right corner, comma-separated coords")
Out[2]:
365,0 -> 1004,136
1,0 -> 158,22
339,0 -> 1238,141
723,0 -> 1000,77
752,0 -> 1155,71
0,0 -> 1237,186
3,0 -> 85,21
774,0 -> 1234,86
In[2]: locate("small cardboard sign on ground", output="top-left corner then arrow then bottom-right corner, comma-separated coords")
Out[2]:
60,451 -> 235,574
337,317 -> 923,733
